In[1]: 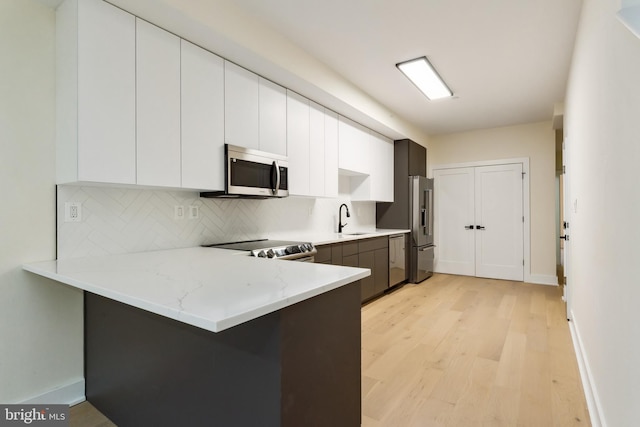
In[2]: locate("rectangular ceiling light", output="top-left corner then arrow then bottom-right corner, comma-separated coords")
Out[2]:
396,56 -> 453,100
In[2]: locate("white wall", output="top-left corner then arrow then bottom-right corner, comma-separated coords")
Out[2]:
0,0 -> 83,404
428,121 -> 557,282
56,179 -> 376,259
564,0 -> 640,424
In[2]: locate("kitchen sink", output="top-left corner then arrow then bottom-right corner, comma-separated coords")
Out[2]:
342,232 -> 370,236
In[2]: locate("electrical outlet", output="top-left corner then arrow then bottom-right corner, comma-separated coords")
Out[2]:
188,205 -> 199,219
64,202 -> 82,222
174,205 -> 185,220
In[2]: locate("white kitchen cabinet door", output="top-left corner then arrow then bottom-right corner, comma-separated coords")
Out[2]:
324,109 -> 339,198
57,0 -> 136,184
136,19 -> 181,187
225,61 -> 259,150
369,131 -> 394,202
308,101 -> 326,197
338,116 -> 369,175
259,78 -> 287,156
181,40 -> 225,191
286,90 -> 310,196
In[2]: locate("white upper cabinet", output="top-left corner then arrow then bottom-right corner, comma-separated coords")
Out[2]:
224,61 -> 286,155
57,0 -> 136,184
56,0 -> 385,197
286,90 -> 311,196
136,19 -> 181,187
369,131 -> 394,202
308,101 -> 326,197
181,40 -> 225,191
338,116 -> 394,202
338,116 -> 370,175
224,61 -> 259,150
259,78 -> 287,156
324,109 -> 339,198
286,92 -> 338,198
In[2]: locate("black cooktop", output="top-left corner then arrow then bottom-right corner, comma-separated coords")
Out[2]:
204,239 -> 306,251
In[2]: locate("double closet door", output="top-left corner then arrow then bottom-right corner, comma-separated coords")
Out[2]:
434,163 -> 524,281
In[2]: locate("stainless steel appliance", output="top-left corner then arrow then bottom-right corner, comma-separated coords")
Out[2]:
205,239 -> 317,262
388,234 -> 407,286
410,176 -> 435,282
376,139 -> 433,283
200,144 -> 289,199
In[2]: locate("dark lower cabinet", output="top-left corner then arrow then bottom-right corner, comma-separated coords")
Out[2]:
359,250 -> 375,301
85,282 -> 361,427
316,236 -> 389,303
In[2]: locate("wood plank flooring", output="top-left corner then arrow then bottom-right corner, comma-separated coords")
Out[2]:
70,273 -> 590,426
361,273 -> 590,426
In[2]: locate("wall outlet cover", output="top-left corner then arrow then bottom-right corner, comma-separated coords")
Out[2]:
174,205 -> 185,220
64,202 -> 82,222
188,205 -> 199,219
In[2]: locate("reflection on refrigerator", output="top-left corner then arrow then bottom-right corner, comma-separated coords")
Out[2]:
409,176 -> 435,283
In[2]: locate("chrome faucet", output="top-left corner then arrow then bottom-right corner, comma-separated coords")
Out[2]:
338,203 -> 351,233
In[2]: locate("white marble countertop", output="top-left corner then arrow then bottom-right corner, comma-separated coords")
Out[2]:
23,247 -> 369,333
269,229 -> 411,246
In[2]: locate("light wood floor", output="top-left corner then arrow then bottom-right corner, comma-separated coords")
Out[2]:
71,273 -> 590,426
361,273 -> 590,426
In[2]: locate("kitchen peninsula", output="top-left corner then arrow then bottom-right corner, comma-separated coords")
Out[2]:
24,247 -> 369,427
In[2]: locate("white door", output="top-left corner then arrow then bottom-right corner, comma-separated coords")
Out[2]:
474,164 -> 524,281
562,138 -> 572,318
434,163 -> 524,281
434,167 -> 476,276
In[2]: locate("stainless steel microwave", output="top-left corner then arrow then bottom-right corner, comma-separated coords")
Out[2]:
200,144 -> 289,199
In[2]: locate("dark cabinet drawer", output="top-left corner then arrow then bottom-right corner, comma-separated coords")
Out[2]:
358,236 -> 387,253
314,236 -> 390,304
315,244 -> 332,264
343,241 -> 359,257
331,244 -> 343,264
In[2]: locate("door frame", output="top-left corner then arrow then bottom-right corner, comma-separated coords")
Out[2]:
431,157 -> 531,283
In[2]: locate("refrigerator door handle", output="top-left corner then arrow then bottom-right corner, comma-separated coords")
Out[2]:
426,189 -> 433,237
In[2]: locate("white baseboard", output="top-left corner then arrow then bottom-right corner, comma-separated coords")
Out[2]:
569,311 -> 605,427
20,378 -> 85,406
528,274 -> 558,286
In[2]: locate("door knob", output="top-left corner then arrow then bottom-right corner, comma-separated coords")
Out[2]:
476,225 -> 486,230
464,225 -> 474,230
560,235 -> 570,241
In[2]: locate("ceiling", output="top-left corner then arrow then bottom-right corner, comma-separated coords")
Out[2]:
228,0 -> 583,135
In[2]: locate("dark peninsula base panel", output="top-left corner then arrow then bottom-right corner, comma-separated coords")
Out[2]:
85,282 -> 361,427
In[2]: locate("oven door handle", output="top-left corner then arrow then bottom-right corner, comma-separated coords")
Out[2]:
271,161 -> 281,196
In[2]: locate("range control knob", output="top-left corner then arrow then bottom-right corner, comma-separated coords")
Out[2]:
256,250 -> 267,258
266,249 -> 276,258
286,245 -> 301,255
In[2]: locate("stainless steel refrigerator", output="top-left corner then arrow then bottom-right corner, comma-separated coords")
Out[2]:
409,176 -> 434,283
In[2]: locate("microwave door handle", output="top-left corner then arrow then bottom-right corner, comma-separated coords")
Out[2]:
271,161 -> 280,195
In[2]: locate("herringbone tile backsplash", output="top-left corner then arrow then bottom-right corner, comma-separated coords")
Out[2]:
57,185 -> 375,259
